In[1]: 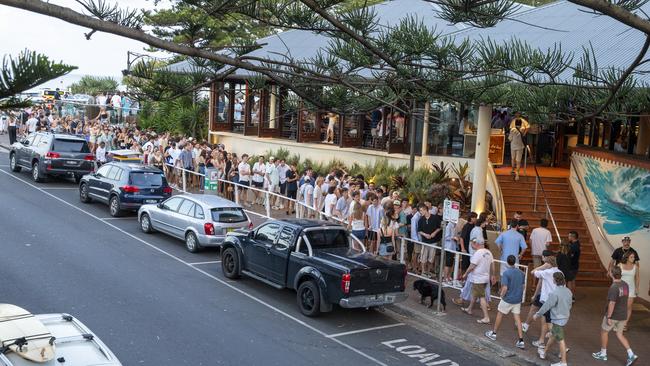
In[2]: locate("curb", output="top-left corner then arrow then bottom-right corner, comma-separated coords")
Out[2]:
385,302 -> 544,366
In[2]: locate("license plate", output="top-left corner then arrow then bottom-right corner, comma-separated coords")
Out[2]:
226,228 -> 235,233
145,199 -> 158,204
372,294 -> 384,301
385,295 -> 395,302
65,160 -> 78,165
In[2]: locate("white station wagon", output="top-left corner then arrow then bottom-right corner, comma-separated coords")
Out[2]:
138,194 -> 252,252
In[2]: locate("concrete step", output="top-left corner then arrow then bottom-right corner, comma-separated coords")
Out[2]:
496,175 -> 567,184
501,195 -> 575,204
503,190 -> 574,199
499,181 -> 569,190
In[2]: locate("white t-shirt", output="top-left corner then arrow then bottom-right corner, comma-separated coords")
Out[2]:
469,248 -> 493,284
323,193 -> 337,216
252,162 -> 265,183
534,267 -> 561,302
238,162 -> 251,182
26,117 -> 38,133
267,164 -> 279,186
96,95 -> 107,106
169,148 -> 181,165
111,95 -> 122,108
469,226 -> 484,255
530,227 -> 552,256
302,183 -> 314,207
95,146 -> 107,163
312,185 -> 323,210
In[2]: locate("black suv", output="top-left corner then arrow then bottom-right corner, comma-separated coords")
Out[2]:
9,132 -> 95,183
79,162 -> 172,217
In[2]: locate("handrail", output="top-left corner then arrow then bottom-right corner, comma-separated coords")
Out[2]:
527,146 -> 562,244
486,162 -> 507,231
569,155 -> 616,252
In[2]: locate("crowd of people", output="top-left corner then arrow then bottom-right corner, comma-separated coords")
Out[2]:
3,103 -> 642,366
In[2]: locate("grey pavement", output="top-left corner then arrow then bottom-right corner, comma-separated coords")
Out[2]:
0,149 -> 496,366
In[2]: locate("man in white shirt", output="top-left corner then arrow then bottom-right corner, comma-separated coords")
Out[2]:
266,157 -> 280,209
238,154 -> 251,207
277,159 -> 289,209
252,156 -> 266,205
462,239 -> 495,324
96,92 -> 107,107
26,114 -> 38,133
169,143 -> 181,166
95,141 -> 107,165
323,186 -> 338,218
469,216 -> 487,255
300,177 -> 314,218
530,218 -> 553,268
522,253 -> 562,346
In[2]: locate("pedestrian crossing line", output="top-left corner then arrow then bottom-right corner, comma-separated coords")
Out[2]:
188,260 -> 221,265
326,323 -> 405,338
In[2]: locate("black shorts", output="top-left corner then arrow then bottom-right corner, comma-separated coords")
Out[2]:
280,182 -> 287,194
252,181 -> 263,188
533,295 -> 552,323
565,269 -> 578,281
445,251 -> 454,267
286,189 -> 297,199
238,180 -> 250,187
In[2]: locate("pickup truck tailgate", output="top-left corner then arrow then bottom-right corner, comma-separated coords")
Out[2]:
349,264 -> 405,296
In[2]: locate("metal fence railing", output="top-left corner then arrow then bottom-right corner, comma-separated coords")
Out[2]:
161,163 -> 529,313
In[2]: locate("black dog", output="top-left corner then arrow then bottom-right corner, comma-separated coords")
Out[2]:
413,279 -> 446,310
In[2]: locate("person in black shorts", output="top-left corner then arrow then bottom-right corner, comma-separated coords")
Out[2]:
285,162 -> 299,215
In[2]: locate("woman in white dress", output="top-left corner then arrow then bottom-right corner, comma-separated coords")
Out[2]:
619,251 -> 640,329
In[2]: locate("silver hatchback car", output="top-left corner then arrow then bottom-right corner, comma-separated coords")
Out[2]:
138,194 -> 252,252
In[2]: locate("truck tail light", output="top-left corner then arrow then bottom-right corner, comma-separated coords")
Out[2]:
46,152 -> 60,158
341,273 -> 351,294
84,154 -> 95,161
120,185 -> 140,193
204,223 -> 215,235
163,186 -> 173,194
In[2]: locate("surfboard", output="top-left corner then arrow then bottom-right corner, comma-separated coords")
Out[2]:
0,304 -> 55,362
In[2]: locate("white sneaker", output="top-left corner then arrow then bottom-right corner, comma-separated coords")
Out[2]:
515,340 -> 525,349
532,340 -> 545,348
484,331 -> 497,341
521,322 -> 529,333
537,348 -> 546,360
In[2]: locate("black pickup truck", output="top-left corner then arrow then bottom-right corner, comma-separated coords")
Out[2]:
220,219 -> 408,316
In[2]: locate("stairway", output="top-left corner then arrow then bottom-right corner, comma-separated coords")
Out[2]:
497,174 -> 609,287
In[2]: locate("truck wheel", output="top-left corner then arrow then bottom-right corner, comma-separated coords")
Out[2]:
221,247 -> 240,279
10,153 -> 21,172
297,280 -> 321,317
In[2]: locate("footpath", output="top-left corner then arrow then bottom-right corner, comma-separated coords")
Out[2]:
3,133 -> 648,365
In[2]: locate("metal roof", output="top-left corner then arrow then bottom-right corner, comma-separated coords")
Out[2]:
166,1 -> 650,84
454,1 -> 650,83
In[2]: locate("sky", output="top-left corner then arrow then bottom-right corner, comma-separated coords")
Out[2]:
0,0 -> 167,89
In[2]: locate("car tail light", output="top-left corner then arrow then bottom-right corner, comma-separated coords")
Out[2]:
84,154 -> 95,161
46,152 -> 60,158
120,185 -> 140,193
163,186 -> 173,194
204,223 -> 215,235
248,221 -> 253,230
341,273 -> 351,294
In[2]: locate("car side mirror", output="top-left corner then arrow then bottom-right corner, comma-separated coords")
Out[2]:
20,140 -> 29,145
248,231 -> 255,238
157,203 -> 165,209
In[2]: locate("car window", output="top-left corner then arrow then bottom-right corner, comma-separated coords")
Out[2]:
162,197 -> 183,212
37,136 -> 50,148
129,172 -> 163,187
194,205 -> 205,220
255,223 -> 281,244
52,138 -> 90,153
276,228 -> 294,250
30,135 -> 41,147
305,229 -> 349,250
178,200 -> 195,216
211,207 -> 247,223
24,134 -> 36,145
96,165 -> 111,177
107,167 -> 121,180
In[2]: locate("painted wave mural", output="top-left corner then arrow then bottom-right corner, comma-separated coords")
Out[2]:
579,157 -> 650,235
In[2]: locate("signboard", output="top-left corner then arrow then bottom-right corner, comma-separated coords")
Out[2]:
488,134 -> 505,166
204,168 -> 219,191
443,199 -> 460,224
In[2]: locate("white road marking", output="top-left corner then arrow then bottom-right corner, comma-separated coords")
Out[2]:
327,323 -> 405,338
188,261 -> 221,265
0,170 -> 388,366
101,217 -> 136,220
42,187 -> 77,190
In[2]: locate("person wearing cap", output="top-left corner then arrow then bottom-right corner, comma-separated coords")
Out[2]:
608,236 -> 640,277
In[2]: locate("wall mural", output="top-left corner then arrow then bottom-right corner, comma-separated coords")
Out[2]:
576,156 -> 650,235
